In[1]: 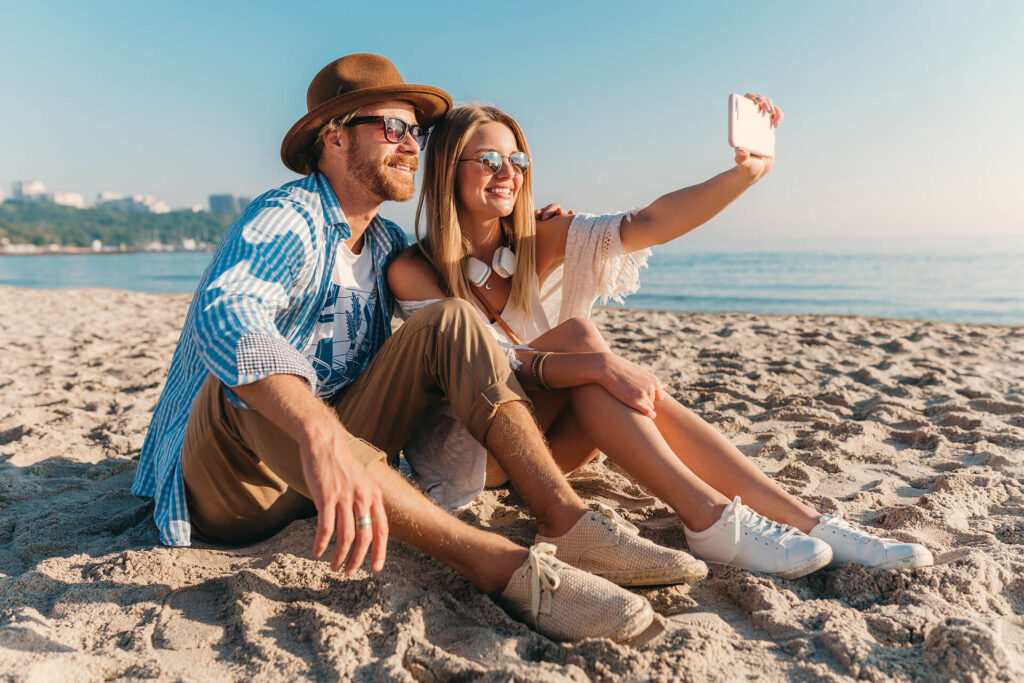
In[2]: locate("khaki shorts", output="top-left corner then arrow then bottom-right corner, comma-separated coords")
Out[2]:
181,298 -> 529,545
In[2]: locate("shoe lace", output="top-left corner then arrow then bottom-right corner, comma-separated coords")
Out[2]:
595,503 -> 640,536
527,542 -> 563,618
819,512 -> 886,548
722,496 -> 799,547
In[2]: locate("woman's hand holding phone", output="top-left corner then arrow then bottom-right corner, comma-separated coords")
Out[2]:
732,92 -> 782,183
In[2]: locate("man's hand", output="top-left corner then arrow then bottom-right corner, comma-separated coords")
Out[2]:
300,422 -> 389,575
535,203 -> 573,222
231,374 -> 389,576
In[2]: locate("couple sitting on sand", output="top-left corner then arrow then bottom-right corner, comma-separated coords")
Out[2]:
134,54 -> 932,644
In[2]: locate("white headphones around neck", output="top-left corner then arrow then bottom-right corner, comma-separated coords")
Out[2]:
465,246 -> 516,288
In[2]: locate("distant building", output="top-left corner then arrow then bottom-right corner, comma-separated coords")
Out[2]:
12,180 -> 48,201
52,191 -> 86,208
97,191 -> 170,214
0,189 -> 4,205
183,203 -> 205,213
133,194 -> 171,214
209,194 -> 241,214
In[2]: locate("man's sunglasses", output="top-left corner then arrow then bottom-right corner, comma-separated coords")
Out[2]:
344,116 -> 429,148
457,151 -> 531,176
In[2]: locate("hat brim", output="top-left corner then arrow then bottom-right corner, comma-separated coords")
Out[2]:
280,84 -> 452,175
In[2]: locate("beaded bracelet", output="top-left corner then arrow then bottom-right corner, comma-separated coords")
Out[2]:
530,351 -> 552,391
536,351 -> 552,391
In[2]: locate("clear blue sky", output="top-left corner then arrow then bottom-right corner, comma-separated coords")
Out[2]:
2,1 -> 1021,244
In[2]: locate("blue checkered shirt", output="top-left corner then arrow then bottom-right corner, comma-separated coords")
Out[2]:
131,173 -> 406,546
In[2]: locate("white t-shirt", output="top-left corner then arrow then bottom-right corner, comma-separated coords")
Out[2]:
327,240 -> 376,366
303,239 -> 379,397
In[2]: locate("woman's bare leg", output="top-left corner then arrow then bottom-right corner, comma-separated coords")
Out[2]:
507,319 -> 726,530
569,383 -> 729,530
526,317 -> 822,532
545,407 -> 601,474
652,397 -> 820,532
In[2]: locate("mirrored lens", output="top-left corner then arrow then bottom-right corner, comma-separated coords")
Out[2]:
509,152 -> 530,174
412,126 -> 428,148
383,118 -> 408,143
479,151 -> 504,174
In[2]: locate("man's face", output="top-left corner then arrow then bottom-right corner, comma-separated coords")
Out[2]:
345,100 -> 420,202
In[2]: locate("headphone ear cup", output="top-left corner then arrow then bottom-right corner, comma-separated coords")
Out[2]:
492,246 -> 517,279
465,257 -> 492,287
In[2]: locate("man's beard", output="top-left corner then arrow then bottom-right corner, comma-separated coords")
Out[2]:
347,137 -> 418,202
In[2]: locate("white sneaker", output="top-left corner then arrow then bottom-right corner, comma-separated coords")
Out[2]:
683,497 -> 832,579
809,512 -> 933,569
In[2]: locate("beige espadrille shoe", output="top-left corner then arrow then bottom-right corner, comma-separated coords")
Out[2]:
497,543 -> 664,644
537,504 -> 708,586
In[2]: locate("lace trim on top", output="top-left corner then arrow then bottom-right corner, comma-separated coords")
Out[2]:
546,209 -> 651,324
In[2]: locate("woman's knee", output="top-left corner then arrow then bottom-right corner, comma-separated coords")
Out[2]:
559,317 -> 609,352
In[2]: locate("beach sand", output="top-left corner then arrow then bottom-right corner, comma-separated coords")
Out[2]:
1,285 -> 1023,681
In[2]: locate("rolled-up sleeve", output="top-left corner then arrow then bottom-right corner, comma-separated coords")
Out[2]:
193,198 -> 318,393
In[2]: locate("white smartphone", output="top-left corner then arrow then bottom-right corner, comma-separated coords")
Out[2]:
728,93 -> 775,158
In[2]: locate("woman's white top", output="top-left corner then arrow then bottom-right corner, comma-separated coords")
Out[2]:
396,210 -> 650,510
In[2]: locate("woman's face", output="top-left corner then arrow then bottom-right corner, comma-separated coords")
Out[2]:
455,122 -> 523,224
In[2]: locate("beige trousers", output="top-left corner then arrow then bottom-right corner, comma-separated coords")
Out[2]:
181,298 -> 529,545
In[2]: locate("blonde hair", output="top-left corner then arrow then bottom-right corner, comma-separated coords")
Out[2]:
414,104 -> 537,321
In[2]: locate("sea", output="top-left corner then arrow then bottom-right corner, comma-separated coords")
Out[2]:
2,235 -> 1022,326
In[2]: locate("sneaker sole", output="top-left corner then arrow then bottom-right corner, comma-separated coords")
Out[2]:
623,612 -> 667,648
776,547 -> 834,579
594,562 -> 709,587
603,602 -> 665,646
874,550 -> 934,570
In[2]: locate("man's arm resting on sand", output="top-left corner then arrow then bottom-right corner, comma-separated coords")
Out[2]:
231,374 -> 388,575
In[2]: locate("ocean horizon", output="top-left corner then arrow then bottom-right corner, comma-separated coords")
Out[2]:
2,234 -> 1021,326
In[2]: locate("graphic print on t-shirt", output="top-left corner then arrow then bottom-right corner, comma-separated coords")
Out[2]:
306,242 -> 378,397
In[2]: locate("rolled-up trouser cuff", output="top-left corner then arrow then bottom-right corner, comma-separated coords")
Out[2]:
468,378 -> 531,448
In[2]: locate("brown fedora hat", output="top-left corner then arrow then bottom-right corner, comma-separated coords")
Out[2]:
280,53 -> 452,175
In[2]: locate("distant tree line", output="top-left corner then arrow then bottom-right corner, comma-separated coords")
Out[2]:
0,200 -> 235,247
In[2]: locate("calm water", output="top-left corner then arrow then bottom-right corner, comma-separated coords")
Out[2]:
1,242 -> 1022,325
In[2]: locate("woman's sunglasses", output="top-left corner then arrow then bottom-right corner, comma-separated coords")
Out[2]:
344,116 -> 429,148
458,151 -> 531,176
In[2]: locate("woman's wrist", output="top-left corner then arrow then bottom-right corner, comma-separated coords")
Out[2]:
577,351 -> 610,385
524,351 -> 607,389
729,164 -> 762,187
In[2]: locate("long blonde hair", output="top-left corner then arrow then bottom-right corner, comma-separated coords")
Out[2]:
414,104 -> 537,321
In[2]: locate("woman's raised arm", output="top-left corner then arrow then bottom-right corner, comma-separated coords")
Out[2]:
619,93 -> 782,254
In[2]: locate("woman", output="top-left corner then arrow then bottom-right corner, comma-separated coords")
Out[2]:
387,100 -> 933,578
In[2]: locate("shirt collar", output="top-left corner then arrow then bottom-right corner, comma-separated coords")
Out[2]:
314,173 -> 350,238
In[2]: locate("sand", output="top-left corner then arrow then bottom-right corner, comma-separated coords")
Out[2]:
1,284 -> 1022,681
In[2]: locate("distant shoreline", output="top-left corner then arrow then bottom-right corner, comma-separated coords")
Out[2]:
2,249 -> 1020,326
0,245 -> 215,256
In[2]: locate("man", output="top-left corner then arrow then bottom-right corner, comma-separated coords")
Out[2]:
133,54 -> 705,644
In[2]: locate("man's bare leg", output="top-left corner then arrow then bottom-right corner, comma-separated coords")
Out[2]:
366,460 -> 526,594
483,401 -> 590,538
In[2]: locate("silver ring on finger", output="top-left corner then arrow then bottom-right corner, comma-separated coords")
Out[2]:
356,513 -> 372,530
